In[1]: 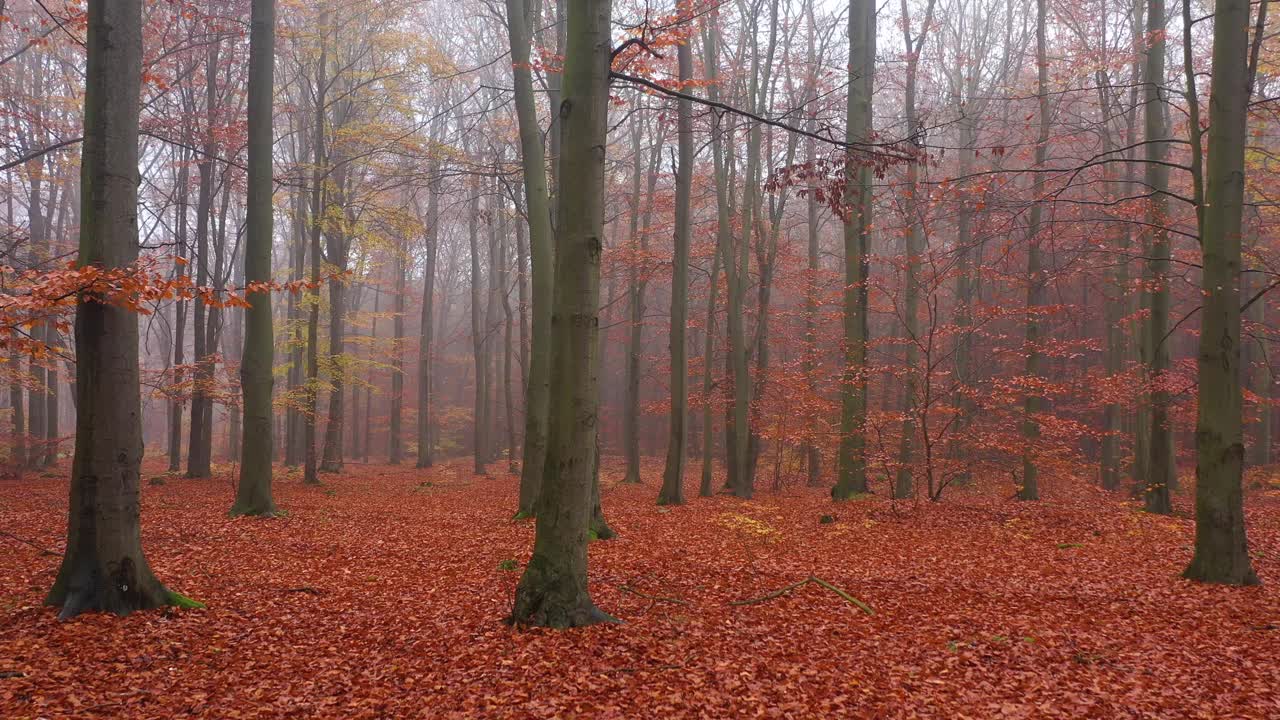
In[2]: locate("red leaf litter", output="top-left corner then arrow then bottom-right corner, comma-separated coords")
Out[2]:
3,458 -> 1279,718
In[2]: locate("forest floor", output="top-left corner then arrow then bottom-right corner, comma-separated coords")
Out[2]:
2,457 -> 1280,719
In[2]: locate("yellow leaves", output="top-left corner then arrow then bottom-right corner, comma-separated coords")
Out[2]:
716,512 -> 779,540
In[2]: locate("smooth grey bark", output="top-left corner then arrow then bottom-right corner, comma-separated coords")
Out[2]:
187,39 -> 220,480
510,0 -> 615,627
834,0 -> 874,500
389,242 -> 406,464
1183,0 -> 1260,586
1017,0 -> 1049,502
468,178 -> 488,475
47,0 -> 185,619
1142,0 -> 1173,514
659,38 -> 694,506
893,0 -> 936,500
416,142 -> 441,469
232,0 -> 277,517
504,0 -> 554,515
303,11 -> 328,486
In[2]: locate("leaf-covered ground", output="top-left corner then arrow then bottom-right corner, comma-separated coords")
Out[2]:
3,459 -> 1279,718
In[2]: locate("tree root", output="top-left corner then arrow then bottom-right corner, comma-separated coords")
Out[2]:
730,575 -> 874,616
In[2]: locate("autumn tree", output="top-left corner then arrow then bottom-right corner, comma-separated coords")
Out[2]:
510,0 -> 615,627
47,0 -> 197,619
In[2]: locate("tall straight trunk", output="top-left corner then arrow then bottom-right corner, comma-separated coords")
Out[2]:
834,0 -> 875,499
1246,218 -> 1272,466
390,246 -> 406,464
285,186 -> 306,465
468,180 -> 488,475
623,123 -> 646,485
499,205 -> 518,473
362,292 -> 373,462
484,183 -> 504,464
303,13 -> 328,486
506,0 -> 553,514
9,350 -> 24,470
1142,0 -> 1174,513
1183,0 -> 1259,585
188,39 -> 220,479
700,247 -> 722,497
48,0 -> 185,619
894,0 -> 936,499
232,0 -> 277,516
319,166 -> 349,474
659,38 -> 694,506
1098,108 -> 1129,490
26,179 -> 46,471
803,1 -> 822,488
416,147 -> 441,469
1018,0 -> 1049,501
169,153 -> 190,472
510,0 -> 614,627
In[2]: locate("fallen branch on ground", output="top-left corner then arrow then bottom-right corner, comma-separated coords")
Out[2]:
730,576 -> 875,616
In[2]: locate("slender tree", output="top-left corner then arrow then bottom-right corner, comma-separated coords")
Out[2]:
834,0 -> 875,500
231,0 -> 278,517
658,35 -> 694,506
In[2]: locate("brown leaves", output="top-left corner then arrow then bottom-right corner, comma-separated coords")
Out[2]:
1,458 -> 1279,717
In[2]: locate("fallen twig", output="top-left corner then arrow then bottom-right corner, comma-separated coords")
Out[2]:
284,586 -> 322,595
730,576 -> 875,616
0,530 -> 59,557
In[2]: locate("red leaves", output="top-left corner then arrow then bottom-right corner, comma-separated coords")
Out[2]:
2,459 -> 1279,717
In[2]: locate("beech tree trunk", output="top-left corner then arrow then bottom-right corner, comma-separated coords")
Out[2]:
1018,0 -> 1049,502
834,0 -> 874,500
1183,0 -> 1259,586
416,139 -> 441,469
510,0 -> 614,627
232,0 -> 277,517
1142,0 -> 1173,513
47,0 -> 178,619
659,38 -> 694,506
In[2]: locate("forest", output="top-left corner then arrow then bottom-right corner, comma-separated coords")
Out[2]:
1,0 -> 1279,715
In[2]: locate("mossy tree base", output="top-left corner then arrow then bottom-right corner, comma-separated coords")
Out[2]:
510,556 -> 618,628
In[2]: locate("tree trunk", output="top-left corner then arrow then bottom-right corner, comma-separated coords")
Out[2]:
47,0 -> 182,619
505,0 -> 554,514
468,178 -> 488,475
659,38 -> 694,506
1183,0 -> 1259,585
1142,0 -> 1173,513
834,0 -> 874,500
187,39 -> 220,480
303,15 -> 328,486
510,0 -> 615,627
390,242 -> 406,464
416,139 -> 441,469
1018,0 -> 1049,502
232,0 -> 277,517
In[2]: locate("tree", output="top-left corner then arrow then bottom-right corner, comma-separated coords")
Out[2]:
1141,0 -> 1173,514
658,33 -> 694,507
232,0 -> 278,517
834,0 -> 875,500
1183,0 -> 1260,586
1018,0 -> 1050,502
509,0 -> 615,627
504,0 -> 554,516
47,0 -> 196,619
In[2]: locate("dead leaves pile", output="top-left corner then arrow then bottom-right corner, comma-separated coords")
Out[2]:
2,457 -> 1279,718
